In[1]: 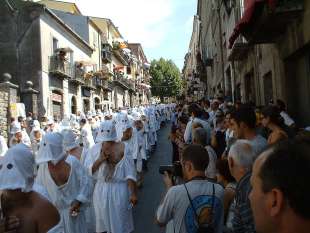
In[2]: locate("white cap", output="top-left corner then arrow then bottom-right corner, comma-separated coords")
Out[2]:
61,129 -> 79,152
10,125 -> 22,135
32,120 -> 40,128
47,118 -> 54,125
96,120 -> 118,143
36,133 -> 65,164
32,126 -> 41,132
0,144 -> 35,192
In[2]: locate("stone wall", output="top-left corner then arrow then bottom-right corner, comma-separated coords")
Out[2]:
0,87 -> 9,140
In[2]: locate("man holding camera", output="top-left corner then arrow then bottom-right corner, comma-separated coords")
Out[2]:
156,145 -> 224,233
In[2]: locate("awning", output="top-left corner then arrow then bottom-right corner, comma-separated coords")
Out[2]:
229,0 -> 268,49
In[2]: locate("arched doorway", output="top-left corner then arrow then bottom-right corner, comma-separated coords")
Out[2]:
83,99 -> 90,113
71,96 -> 77,114
94,97 -> 101,110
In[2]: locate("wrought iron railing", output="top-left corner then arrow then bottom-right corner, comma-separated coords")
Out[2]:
49,56 -> 73,78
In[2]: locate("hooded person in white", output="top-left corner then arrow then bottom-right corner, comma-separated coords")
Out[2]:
0,134 -> 8,157
133,118 -> 147,187
121,121 -> 138,163
0,144 -> 64,233
114,110 -> 129,142
35,133 -> 94,233
61,129 -> 96,233
30,126 -> 44,160
9,125 -> 31,148
61,129 -> 83,162
45,118 -> 60,133
87,120 -> 138,233
147,107 -> 158,147
80,119 -> 95,155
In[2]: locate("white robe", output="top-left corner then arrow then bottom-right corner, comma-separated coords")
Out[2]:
0,135 -> 8,157
87,143 -> 137,233
35,156 -> 94,233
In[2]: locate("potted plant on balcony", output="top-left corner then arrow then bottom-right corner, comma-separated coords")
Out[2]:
94,70 -> 103,77
112,41 -> 121,50
84,71 -> 93,79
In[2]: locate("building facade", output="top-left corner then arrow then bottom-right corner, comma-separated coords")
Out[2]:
0,0 -> 152,124
185,0 -> 309,126
182,15 -> 206,103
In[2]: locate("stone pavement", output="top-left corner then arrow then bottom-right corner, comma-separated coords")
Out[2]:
133,123 -> 172,233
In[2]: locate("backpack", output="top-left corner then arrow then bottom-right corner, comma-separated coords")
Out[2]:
184,183 -> 216,233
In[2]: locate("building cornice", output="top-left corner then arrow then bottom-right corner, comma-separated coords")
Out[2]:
44,7 -> 93,52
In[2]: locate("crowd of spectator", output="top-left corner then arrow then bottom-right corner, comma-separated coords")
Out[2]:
156,97 -> 310,233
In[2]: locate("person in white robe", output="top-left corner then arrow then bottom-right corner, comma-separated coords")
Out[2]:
0,143 -> 64,233
121,121 -> 138,164
114,111 -> 129,142
35,133 -> 94,233
147,108 -> 157,149
0,134 -> 8,157
87,120 -> 137,233
79,119 -> 95,164
61,129 -> 96,233
45,118 -> 59,133
30,126 -> 43,160
9,125 -> 31,148
133,119 -> 147,186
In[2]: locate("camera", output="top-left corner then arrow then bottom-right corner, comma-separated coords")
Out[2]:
159,161 -> 183,177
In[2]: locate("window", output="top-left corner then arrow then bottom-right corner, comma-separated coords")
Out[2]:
263,72 -> 273,105
93,31 -> 98,48
52,37 -> 58,53
67,51 -> 74,65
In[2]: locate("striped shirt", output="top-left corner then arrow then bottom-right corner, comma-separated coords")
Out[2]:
232,172 -> 256,233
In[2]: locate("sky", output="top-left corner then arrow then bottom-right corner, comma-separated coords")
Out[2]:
64,0 -> 197,70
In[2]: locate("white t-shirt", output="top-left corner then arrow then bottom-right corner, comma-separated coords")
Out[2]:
157,180 -> 224,233
205,146 -> 217,179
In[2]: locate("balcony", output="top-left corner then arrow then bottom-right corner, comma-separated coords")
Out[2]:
112,49 -> 129,66
228,36 -> 251,61
112,41 -> 130,65
49,56 -> 73,78
240,0 -> 304,44
112,71 -> 135,91
101,64 -> 114,79
102,43 -> 112,64
82,77 -> 96,90
72,66 -> 85,85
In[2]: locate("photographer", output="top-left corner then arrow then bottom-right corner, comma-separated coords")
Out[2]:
156,145 -> 224,233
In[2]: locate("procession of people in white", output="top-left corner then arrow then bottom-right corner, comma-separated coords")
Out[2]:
0,104 -> 175,233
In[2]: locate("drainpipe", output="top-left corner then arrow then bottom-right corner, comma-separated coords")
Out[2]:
217,1 -> 226,95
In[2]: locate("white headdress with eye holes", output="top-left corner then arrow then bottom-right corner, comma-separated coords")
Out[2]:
0,144 -> 35,192
36,132 -> 66,165
95,120 -> 117,143
61,129 -> 79,152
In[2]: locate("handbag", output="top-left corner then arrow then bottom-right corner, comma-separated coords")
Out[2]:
184,183 -> 216,233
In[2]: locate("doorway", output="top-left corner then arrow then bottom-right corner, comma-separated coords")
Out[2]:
71,96 -> 77,114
